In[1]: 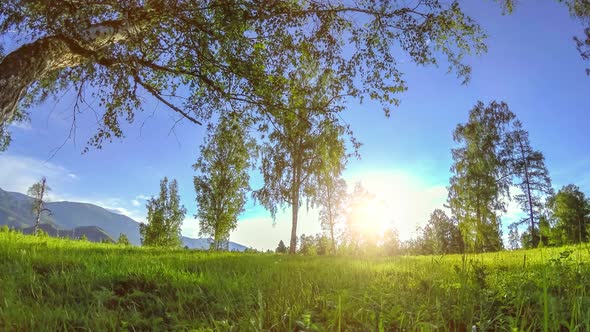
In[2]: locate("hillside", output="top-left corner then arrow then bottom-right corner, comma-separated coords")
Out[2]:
0,187 -> 247,250
21,224 -> 114,243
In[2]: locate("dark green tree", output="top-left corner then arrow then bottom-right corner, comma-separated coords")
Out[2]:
421,209 -> 464,255
275,240 -> 287,254
253,58 -> 353,254
0,0 -> 487,151
298,234 -> 318,256
194,113 -> 253,251
27,177 -> 51,235
448,101 -> 517,253
140,177 -> 186,248
547,184 -> 590,244
506,121 -> 553,248
117,233 -> 131,246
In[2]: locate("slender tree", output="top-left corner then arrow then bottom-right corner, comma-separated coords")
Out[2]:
27,177 -> 51,235
253,57 -> 353,254
506,121 -> 553,248
193,112 -> 254,251
316,175 -> 348,254
0,1 -> 487,151
507,223 -> 520,250
140,177 -> 186,248
448,101 -> 517,253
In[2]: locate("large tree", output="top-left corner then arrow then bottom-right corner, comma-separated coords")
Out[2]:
506,121 -> 553,248
140,177 -> 186,248
547,184 -> 590,244
0,0 -> 488,152
253,57 -> 352,254
193,112 -> 253,251
27,176 -> 51,235
448,101 -> 517,253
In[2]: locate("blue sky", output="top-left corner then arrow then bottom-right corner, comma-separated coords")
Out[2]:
1,1 -> 589,250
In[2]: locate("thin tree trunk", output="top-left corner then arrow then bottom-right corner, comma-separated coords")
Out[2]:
289,186 -> 300,254
33,178 -> 47,235
327,186 -> 336,253
517,136 -> 537,247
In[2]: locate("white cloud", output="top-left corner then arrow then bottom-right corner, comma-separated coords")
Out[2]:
131,199 -> 141,207
0,153 -> 76,194
232,208 -> 322,251
181,217 -> 200,239
0,153 -> 146,224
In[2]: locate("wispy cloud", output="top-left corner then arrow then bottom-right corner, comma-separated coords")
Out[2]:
0,153 -> 145,223
0,153 -> 77,194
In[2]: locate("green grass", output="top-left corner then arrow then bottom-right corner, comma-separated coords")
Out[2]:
1,231 -> 589,331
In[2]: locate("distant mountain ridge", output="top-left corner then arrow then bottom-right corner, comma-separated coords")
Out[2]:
0,187 -> 247,251
21,223 -> 114,243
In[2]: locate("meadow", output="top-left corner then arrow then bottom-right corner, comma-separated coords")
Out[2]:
1,231 -> 589,331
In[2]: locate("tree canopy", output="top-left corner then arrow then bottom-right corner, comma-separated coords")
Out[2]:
193,112 -> 253,250
140,177 -> 186,248
0,0 -> 488,152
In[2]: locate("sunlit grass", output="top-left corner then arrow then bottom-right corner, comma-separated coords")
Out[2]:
0,230 -> 589,331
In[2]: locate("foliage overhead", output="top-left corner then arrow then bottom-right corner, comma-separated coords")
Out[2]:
0,0 -> 488,151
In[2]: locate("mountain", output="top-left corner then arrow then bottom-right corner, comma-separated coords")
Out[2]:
21,223 -> 114,243
181,236 -> 248,252
0,187 -> 247,250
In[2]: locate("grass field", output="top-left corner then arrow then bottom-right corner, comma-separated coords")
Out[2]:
1,231 -> 589,331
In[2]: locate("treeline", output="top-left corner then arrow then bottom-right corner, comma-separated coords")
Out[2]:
24,101 -> 589,255
273,101 -> 590,256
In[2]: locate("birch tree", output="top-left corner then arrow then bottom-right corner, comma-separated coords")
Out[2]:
0,0 -> 487,151
448,101 -> 517,253
27,176 -> 51,235
193,112 -> 254,251
253,57 -> 353,254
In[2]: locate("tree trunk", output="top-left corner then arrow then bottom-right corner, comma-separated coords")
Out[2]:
0,20 -> 142,125
518,137 -> 537,247
33,178 -> 47,235
289,189 -> 300,254
327,185 -> 336,254
0,36 -> 80,124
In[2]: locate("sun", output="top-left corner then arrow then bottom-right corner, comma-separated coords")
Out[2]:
348,196 -> 396,242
